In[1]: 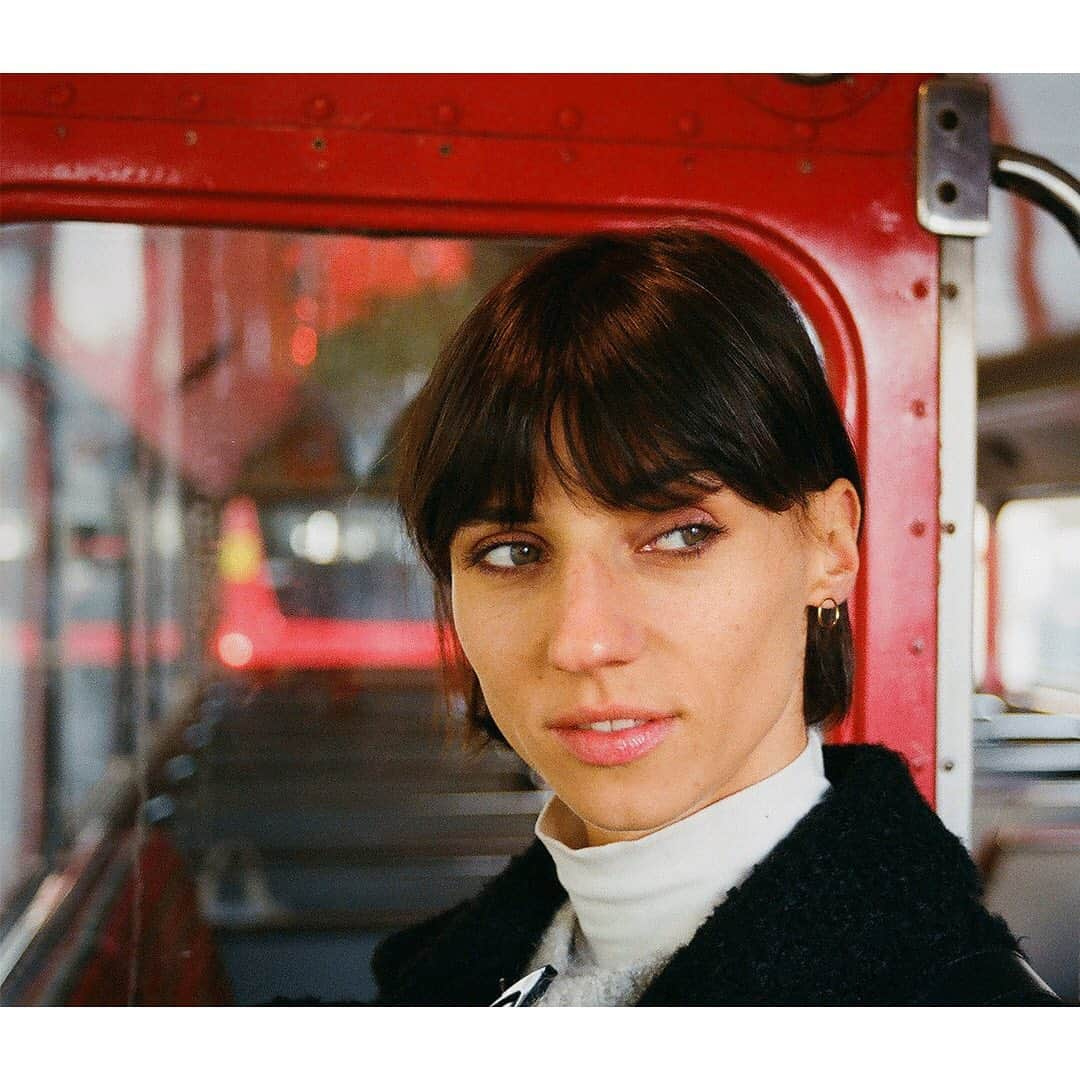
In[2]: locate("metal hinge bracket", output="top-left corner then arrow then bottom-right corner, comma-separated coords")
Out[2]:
917,78 -> 991,237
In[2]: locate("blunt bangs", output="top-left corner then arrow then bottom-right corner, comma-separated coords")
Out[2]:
401,230 -> 858,582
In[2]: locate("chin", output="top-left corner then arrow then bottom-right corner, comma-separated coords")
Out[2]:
566,787 -> 687,838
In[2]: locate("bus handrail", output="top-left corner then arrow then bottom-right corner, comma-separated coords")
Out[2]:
992,144 -> 1080,247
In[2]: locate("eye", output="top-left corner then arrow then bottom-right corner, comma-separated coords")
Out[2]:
649,524 -> 717,552
479,542 -> 542,569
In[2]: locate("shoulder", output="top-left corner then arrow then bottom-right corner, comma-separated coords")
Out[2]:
799,742 -> 1056,1002
642,741 -> 1039,1005
370,902 -> 471,998
370,840 -> 566,1005
912,948 -> 1062,1005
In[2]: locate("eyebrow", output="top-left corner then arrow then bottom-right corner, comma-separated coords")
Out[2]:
455,509 -> 533,531
453,482 -> 728,535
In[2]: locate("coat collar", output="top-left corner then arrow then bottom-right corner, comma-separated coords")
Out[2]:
373,743 -> 1016,1005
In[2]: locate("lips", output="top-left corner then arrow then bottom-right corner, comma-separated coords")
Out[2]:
549,707 -> 676,766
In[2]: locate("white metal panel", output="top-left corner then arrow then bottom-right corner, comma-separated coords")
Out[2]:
937,237 -> 978,844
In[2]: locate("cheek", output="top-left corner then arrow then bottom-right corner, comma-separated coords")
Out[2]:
671,547 -> 808,684
450,578 -> 533,703
449,578 -> 489,673
451,584 -> 543,764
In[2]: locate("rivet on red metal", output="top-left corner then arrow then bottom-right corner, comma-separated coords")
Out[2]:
677,112 -> 700,136
47,82 -> 75,108
306,97 -> 335,120
557,107 -> 581,131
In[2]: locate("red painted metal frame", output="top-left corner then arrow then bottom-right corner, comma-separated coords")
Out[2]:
0,74 -> 941,801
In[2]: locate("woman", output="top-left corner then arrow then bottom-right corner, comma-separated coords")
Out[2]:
372,229 -> 1057,1005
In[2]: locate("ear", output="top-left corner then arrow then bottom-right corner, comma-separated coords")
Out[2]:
805,478 -> 861,607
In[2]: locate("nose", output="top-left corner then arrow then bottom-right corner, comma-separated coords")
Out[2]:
544,553 -> 645,674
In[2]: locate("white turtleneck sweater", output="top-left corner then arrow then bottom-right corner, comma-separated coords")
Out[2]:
526,727 -> 831,1005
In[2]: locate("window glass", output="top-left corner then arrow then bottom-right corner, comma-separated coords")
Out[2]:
997,496 -> 1080,709
0,222 -> 543,1001
0,228 -> 45,906
972,502 -> 990,691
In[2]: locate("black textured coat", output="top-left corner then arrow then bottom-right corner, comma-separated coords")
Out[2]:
372,743 -> 1045,1005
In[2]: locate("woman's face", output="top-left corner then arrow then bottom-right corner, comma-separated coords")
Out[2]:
449,467 -> 859,847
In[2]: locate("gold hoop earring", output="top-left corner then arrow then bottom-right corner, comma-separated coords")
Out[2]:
816,598 -> 840,629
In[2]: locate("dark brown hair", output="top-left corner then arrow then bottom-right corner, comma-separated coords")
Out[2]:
397,228 -> 862,744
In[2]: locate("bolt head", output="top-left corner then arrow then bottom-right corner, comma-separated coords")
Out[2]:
47,82 -> 74,108
557,107 -> 581,131
677,112 -> 700,136
306,96 -> 334,120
